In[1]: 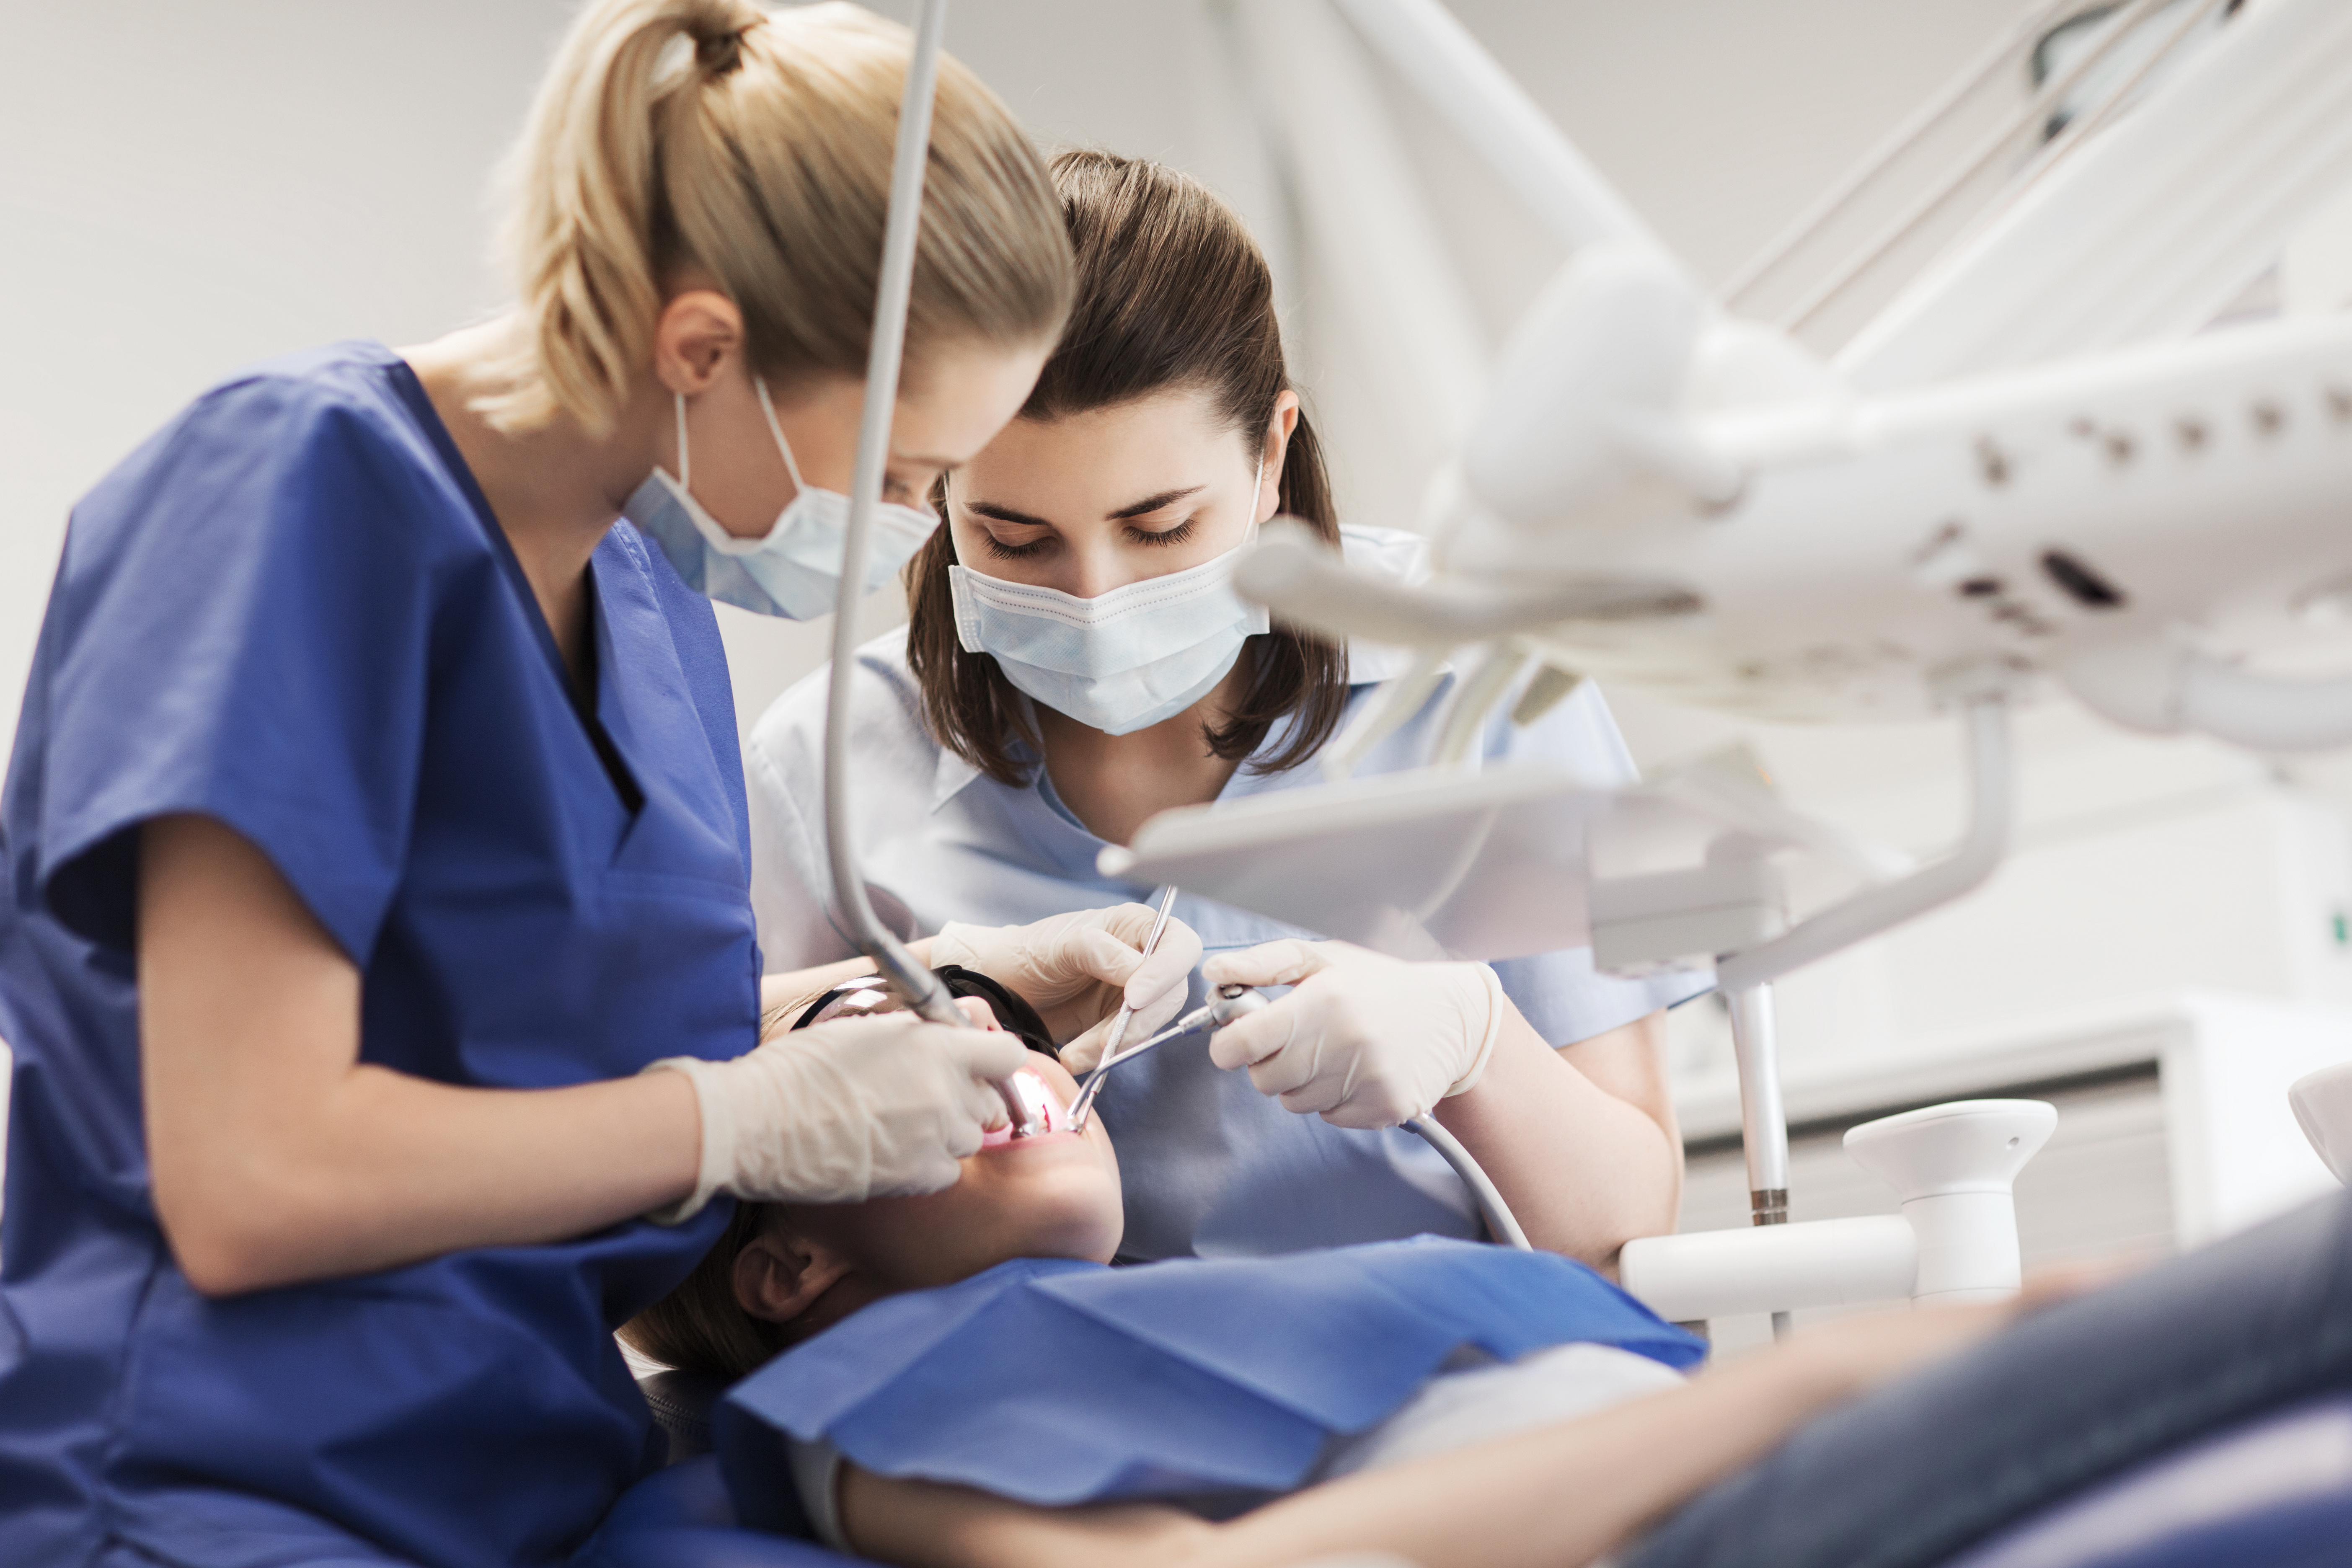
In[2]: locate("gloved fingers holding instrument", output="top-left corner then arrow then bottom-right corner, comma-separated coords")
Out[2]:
1202,939 -> 1507,1130
643,1010 -> 1028,1220
930,904 -> 1204,1072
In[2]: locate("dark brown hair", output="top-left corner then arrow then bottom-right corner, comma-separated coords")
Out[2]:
621,1197 -> 784,1380
905,149 -> 1350,786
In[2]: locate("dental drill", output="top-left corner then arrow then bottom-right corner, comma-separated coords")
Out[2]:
817,0 -> 1038,1137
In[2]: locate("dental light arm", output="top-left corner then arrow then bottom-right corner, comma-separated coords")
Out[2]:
1715,679 -> 2014,992
2060,637 -> 2352,754
820,0 -> 1033,1133
1330,0 -> 1674,263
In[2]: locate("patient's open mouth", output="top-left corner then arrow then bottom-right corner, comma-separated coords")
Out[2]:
980,1069 -> 1074,1148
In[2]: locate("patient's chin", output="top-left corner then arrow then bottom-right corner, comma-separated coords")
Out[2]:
975,1153 -> 1125,1272
1005,1166 -> 1124,1264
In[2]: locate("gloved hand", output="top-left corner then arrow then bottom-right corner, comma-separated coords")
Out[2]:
1201,940 -> 1506,1129
930,904 -> 1204,1072
643,1013 -> 1028,1221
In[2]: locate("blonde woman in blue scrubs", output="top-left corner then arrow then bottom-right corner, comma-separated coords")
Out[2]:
746,152 -> 1703,1269
0,10 -> 1203,1568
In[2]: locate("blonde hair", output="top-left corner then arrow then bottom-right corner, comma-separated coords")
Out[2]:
481,0 -> 1073,435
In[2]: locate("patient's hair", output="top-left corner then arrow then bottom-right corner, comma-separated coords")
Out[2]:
624,1198 -> 786,1381
903,148 -> 1350,785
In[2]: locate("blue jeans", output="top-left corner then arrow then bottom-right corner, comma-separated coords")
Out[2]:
1621,1191 -> 2352,1568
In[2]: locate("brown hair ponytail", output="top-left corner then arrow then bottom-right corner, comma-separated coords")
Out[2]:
906,149 -> 1350,785
480,0 -> 1074,437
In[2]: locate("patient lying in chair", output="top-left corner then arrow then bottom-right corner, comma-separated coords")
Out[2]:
622,972 -> 2040,1568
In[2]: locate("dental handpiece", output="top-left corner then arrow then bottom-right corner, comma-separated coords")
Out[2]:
1067,984 -> 1268,1130
890,961 -> 1042,1138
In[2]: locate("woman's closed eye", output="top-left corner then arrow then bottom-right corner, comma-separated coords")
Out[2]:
981,530 -> 1052,561
1125,517 -> 1196,548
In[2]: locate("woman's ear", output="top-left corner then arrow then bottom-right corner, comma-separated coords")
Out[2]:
1256,390 -> 1301,522
652,288 -> 745,398
733,1220 -> 857,1325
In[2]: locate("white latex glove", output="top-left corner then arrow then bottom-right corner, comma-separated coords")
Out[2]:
643,1013 -> 1028,1221
930,904 -> 1204,1072
1201,939 -> 1505,1129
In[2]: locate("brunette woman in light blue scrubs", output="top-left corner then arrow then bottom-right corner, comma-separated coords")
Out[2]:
0,7 -> 1198,1566
746,152 -> 1706,1270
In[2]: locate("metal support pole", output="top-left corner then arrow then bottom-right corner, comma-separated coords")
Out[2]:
815,0 -> 1031,1134
1727,981 -> 1794,1338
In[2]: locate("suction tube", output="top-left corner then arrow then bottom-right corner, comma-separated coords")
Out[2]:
1407,1116 -> 1533,1250
818,0 -> 1031,1132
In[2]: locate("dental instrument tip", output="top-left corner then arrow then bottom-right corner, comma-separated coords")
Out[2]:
1065,986 -> 1266,1131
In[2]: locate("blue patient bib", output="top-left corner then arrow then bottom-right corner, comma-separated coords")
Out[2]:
717,1236 -> 1703,1523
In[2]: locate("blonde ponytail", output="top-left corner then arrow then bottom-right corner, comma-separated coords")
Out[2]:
481,0 -> 1072,437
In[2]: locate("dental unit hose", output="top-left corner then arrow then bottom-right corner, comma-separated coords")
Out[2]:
1406,1116 -> 1533,1251
1067,984 -> 1534,1251
817,0 -> 1035,1137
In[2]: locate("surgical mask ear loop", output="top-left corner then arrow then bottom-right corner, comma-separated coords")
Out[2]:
669,379 -> 810,500
1245,447 -> 1266,550
754,377 -> 811,494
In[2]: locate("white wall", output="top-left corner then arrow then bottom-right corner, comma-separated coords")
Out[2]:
0,0 -> 579,751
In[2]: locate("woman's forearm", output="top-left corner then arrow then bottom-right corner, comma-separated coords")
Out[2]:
142,814 -> 704,1295
164,1066 -> 704,1295
845,1368 -> 1840,1568
1194,1338 -> 1856,1568
1432,1008 -> 1681,1267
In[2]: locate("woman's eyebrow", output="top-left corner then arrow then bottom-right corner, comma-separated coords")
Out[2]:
966,500 -> 1056,527
1107,485 -> 1204,520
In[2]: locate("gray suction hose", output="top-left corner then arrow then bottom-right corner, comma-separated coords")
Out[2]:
1408,1115 -> 1533,1250
816,0 -> 1030,1132
1068,983 -> 1533,1249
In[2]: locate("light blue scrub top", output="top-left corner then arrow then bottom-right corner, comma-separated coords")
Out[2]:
0,343 -> 759,1568
745,526 -> 1704,1261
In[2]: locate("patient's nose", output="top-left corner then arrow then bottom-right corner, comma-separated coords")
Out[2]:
955,995 -> 1003,1031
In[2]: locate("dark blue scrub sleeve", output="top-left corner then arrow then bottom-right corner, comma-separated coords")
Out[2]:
32,375 -> 447,962
1621,1191 -> 2352,1568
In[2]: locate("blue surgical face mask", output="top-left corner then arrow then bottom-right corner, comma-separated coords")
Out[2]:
623,379 -> 939,620
947,457 -> 1268,736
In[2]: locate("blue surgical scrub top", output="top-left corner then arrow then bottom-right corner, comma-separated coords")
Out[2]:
744,527 -> 1706,1261
0,343 -> 760,1568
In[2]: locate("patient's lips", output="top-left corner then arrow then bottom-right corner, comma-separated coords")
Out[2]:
980,1069 -> 1074,1149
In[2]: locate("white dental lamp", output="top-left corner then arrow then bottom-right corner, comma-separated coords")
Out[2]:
1107,0 -> 2352,1331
